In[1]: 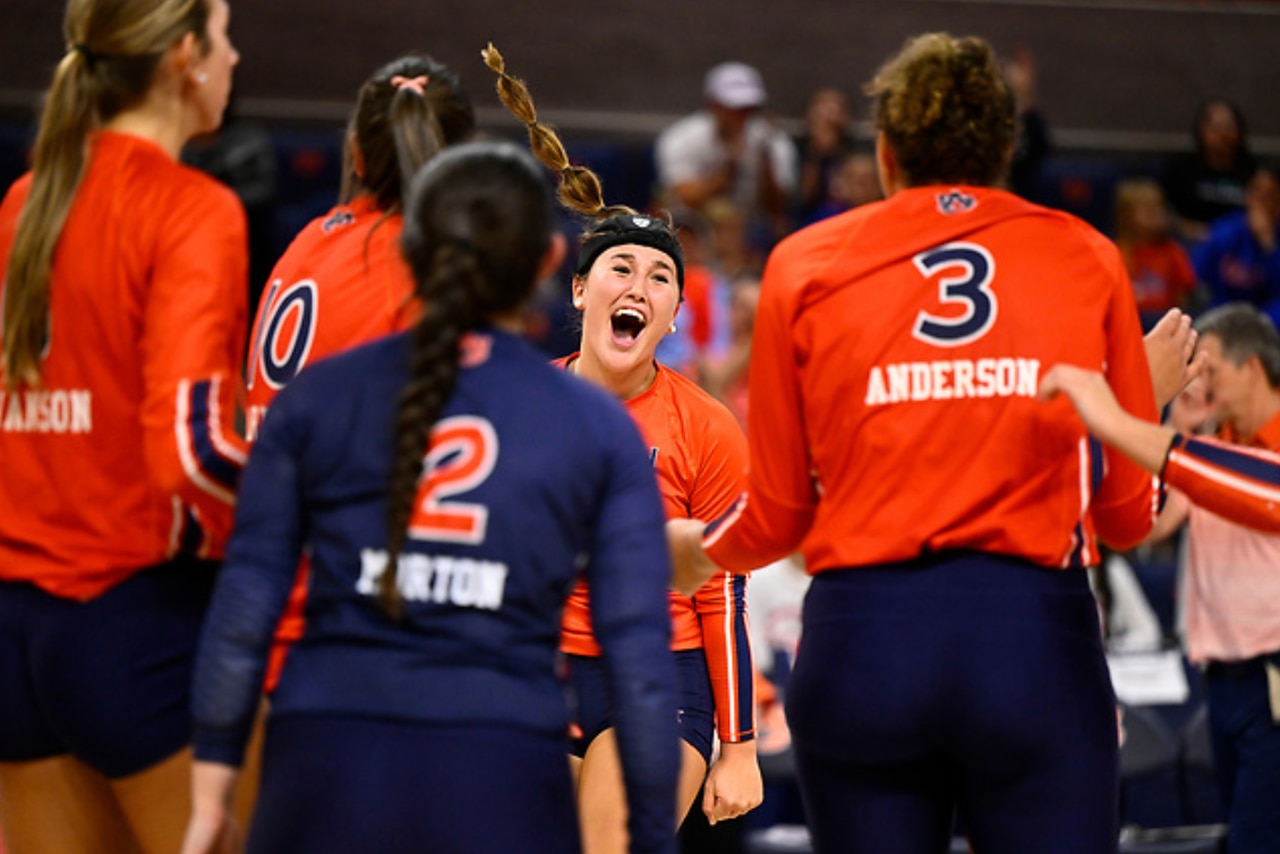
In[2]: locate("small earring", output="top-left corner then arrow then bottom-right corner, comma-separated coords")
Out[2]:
195,71 -> 209,84
669,323 -> 677,334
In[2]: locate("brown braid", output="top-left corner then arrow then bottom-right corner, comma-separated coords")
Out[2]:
482,43 -> 636,221
382,142 -> 555,619
381,243 -> 488,618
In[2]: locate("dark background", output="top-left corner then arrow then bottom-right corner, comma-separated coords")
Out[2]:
3,0 -> 1279,151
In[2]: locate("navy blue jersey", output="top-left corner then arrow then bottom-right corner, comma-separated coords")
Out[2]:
192,327 -> 679,852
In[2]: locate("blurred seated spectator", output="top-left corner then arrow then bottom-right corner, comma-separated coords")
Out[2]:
1004,47 -> 1052,202
1161,98 -> 1256,245
804,151 -> 883,225
793,87 -> 859,225
1113,178 -> 1199,330
1194,161 -> 1280,324
656,61 -> 798,249
701,276 -> 760,429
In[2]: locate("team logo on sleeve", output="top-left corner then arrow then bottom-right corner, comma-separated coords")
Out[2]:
251,279 -> 319,390
936,190 -> 977,215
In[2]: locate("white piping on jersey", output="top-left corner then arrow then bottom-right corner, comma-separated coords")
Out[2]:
1172,448 -> 1280,505
719,570 -> 739,738
1075,437 -> 1094,567
175,379 -> 236,505
206,375 -> 248,465
702,494 -> 747,551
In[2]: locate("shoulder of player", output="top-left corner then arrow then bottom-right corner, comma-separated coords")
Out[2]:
655,367 -> 745,446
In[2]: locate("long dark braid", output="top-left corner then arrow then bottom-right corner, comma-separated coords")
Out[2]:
381,142 -> 555,618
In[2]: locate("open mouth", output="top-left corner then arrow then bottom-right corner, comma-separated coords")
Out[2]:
610,307 -> 648,346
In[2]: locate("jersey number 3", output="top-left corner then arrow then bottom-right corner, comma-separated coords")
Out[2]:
408,416 -> 498,545
911,243 -> 997,348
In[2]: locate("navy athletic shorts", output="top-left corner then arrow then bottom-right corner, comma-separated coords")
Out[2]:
248,715 -> 581,854
0,556 -> 217,778
566,648 -> 715,763
786,551 -> 1120,854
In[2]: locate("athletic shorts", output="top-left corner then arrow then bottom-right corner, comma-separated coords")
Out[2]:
566,647 -> 714,763
249,715 -> 581,854
0,556 -> 217,778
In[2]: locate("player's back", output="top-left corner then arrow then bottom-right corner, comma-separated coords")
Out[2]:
763,184 -> 1154,573
0,131 -> 247,596
254,327 -> 670,732
245,196 -> 416,439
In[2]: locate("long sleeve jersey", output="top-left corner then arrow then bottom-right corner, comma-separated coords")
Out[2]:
1164,433 -> 1280,534
243,195 -> 417,686
0,131 -> 248,598
192,329 -> 679,853
705,185 -> 1158,575
559,359 -> 755,742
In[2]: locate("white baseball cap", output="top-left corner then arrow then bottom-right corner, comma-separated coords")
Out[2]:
704,62 -> 766,109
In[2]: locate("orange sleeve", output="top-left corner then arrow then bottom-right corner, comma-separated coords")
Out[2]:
1091,236 -> 1159,550
140,180 -> 249,547
1164,435 -> 1280,534
704,244 -> 817,570
688,404 -> 754,741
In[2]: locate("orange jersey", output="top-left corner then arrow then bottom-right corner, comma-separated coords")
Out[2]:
1164,434 -> 1280,535
559,359 -> 755,741
706,186 -> 1157,575
243,196 -> 415,685
0,131 -> 248,599
245,195 -> 416,438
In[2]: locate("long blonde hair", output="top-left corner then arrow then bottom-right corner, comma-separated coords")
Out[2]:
3,0 -> 211,387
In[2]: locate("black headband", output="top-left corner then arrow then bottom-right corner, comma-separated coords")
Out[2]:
575,214 -> 684,291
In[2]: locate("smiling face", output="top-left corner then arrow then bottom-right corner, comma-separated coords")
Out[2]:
573,243 -> 680,397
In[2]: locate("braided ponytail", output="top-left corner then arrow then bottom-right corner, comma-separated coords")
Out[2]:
482,44 -> 635,221
381,141 -> 555,620
381,243 -> 488,618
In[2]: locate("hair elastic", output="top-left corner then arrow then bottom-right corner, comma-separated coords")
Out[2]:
390,74 -> 429,95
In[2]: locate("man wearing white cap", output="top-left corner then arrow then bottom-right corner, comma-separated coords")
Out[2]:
656,61 -> 798,245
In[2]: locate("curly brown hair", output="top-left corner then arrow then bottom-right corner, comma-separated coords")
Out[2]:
865,32 -> 1016,189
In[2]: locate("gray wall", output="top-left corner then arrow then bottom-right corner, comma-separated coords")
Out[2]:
3,0 -> 1278,151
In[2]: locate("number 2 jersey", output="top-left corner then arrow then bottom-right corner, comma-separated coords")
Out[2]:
706,185 -> 1158,575
557,358 -> 756,743
193,327 -> 679,852
0,131 -> 248,599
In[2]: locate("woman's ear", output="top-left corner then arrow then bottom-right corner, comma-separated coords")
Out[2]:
346,130 -> 365,179
571,275 -> 587,312
168,30 -> 201,86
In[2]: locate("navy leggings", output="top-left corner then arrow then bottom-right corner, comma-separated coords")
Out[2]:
786,552 -> 1119,854
248,715 -> 582,854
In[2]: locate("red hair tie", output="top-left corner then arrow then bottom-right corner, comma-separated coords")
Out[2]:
390,74 -> 429,95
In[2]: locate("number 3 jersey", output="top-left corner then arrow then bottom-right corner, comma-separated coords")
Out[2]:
706,185 -> 1158,576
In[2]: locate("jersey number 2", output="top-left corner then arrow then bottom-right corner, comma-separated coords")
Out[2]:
911,243 -> 997,347
408,416 -> 498,545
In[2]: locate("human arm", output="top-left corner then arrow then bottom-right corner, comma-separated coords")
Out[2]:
141,182 -> 249,545
587,411 -> 681,854
1040,364 -> 1280,534
189,392 -> 307,771
702,740 -> 763,825
181,762 -> 242,854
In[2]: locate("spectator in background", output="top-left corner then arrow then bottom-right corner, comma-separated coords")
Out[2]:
1194,161 -> 1280,324
1139,304 -> 1280,854
1161,98 -> 1256,245
803,151 -> 883,225
1005,48 -> 1051,201
656,61 -> 798,249
1113,178 -> 1198,331
793,87 -> 859,225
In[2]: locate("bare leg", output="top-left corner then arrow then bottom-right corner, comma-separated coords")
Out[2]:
110,748 -> 192,854
0,756 -> 139,854
576,728 -> 707,854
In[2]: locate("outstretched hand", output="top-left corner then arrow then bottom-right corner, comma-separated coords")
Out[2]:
1144,308 -> 1205,408
667,518 -> 721,596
